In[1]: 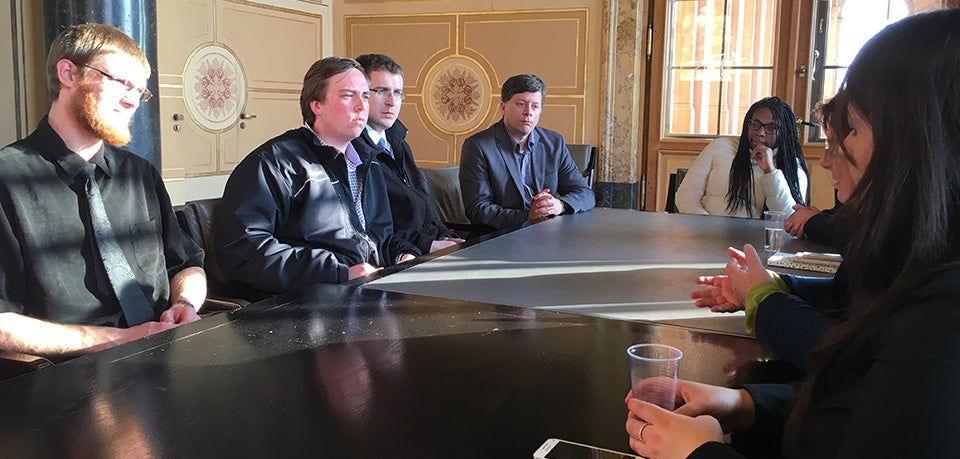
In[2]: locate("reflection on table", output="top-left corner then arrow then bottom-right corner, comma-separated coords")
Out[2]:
369,208 -> 832,336
0,284 -> 772,458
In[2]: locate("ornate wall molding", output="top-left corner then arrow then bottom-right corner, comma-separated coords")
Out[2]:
183,43 -> 247,132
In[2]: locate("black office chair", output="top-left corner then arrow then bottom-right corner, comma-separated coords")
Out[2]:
665,167 -> 689,213
174,198 -> 269,311
420,166 -> 492,239
566,144 -> 597,188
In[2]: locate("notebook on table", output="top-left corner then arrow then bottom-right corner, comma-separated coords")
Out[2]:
767,251 -> 842,274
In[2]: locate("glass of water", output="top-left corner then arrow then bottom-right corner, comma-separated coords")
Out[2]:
763,211 -> 786,253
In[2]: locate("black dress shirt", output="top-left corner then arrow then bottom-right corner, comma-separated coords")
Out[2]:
0,118 -> 203,327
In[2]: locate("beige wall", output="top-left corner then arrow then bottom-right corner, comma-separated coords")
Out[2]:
6,0 -> 609,202
0,0 -> 19,147
0,0 -> 44,147
158,0 -> 329,203
336,0 -> 604,167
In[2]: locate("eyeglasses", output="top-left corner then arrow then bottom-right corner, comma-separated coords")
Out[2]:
746,118 -> 779,135
370,87 -> 405,100
824,142 -> 843,161
82,64 -> 153,103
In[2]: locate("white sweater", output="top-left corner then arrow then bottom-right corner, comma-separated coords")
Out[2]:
675,137 -> 807,218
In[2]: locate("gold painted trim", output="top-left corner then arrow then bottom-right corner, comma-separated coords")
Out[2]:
344,19 -> 455,71
10,0 -> 27,138
345,7 -> 587,19
247,88 -> 301,94
407,46 -> 456,91
247,79 -> 306,85
186,170 -> 234,178
222,0 -> 324,20
461,16 -> 585,91
344,7 -> 590,164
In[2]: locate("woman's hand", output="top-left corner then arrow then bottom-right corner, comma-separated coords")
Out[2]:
624,397 -> 723,459
724,244 -> 774,304
784,204 -> 821,238
690,275 -> 744,312
672,381 -> 756,433
623,380 -> 756,458
751,145 -> 776,173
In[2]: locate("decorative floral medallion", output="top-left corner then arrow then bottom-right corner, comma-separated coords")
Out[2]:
424,56 -> 491,133
183,44 -> 246,132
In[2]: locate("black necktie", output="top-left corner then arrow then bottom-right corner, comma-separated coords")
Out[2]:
82,163 -> 156,326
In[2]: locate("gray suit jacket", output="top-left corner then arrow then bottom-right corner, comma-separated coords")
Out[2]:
459,120 -> 595,229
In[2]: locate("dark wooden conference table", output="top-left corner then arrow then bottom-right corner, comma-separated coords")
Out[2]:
369,208 -> 832,336
0,209 -> 827,457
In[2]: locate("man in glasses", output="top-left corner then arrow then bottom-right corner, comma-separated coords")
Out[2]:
351,54 -> 464,253
0,24 -> 206,358
675,96 -> 808,218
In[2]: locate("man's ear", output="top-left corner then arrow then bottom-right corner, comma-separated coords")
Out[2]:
498,101 -> 505,115
56,59 -> 81,89
310,99 -> 323,118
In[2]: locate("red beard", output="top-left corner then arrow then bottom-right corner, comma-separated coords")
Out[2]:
70,84 -> 132,147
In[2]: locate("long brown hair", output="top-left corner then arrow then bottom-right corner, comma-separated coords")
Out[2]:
790,8 -> 960,436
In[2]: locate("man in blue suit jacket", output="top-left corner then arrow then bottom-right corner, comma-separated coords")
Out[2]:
459,74 -> 595,230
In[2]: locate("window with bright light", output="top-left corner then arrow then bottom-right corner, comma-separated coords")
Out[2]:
807,0 -> 933,140
664,0 -> 779,137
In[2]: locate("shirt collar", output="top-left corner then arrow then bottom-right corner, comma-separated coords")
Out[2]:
302,123 -> 362,167
303,123 -> 345,159
344,142 -> 362,168
365,126 -> 387,148
33,116 -> 112,179
509,127 -> 539,154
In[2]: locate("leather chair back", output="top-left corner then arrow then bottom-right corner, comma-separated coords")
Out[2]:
566,144 -> 596,188
420,166 -> 492,238
175,198 -> 266,309
420,166 -> 470,225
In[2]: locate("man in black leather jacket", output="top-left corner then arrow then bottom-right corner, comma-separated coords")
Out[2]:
216,57 -> 420,293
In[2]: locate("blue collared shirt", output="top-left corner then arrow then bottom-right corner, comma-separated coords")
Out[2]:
510,130 -> 539,208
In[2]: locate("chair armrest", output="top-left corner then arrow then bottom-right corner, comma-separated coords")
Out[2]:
0,351 -> 54,381
199,297 -> 248,313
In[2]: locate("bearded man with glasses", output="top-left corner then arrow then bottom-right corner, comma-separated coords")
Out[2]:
0,24 -> 207,359
676,96 -> 809,218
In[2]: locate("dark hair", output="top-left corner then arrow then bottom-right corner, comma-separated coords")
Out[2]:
501,74 -> 546,102
815,89 -> 850,144
840,8 -> 960,308
46,23 -> 149,101
355,53 -> 403,77
793,7 -> 960,432
726,97 -> 808,216
300,56 -> 363,125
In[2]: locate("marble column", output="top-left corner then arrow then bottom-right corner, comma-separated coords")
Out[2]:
596,0 -> 645,209
42,0 -> 160,169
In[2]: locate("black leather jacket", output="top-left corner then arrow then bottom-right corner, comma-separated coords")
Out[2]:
216,127 -> 420,293
352,121 -> 459,253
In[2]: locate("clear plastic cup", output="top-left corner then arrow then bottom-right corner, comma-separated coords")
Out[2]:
627,344 -> 683,410
763,210 -> 786,253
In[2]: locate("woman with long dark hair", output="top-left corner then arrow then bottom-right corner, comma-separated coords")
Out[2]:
626,9 -> 960,458
782,99 -> 845,247
676,97 -> 809,218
